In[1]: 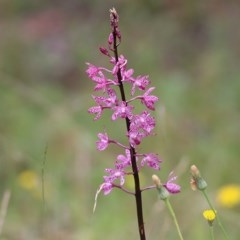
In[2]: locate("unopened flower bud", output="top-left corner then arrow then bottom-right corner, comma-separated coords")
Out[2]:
152,174 -> 161,188
190,165 -> 200,177
190,165 -> 207,191
197,178 -> 208,190
116,29 -> 121,41
158,185 -> 170,200
109,8 -> 119,29
108,33 -> 113,45
99,47 -> 110,57
152,175 -> 169,200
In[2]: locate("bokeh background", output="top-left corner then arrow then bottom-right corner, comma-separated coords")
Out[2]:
0,0 -> 240,239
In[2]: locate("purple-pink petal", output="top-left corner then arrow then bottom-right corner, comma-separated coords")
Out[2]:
131,75 -> 150,95
102,182 -> 113,195
96,132 -> 109,151
86,63 -> 99,78
112,102 -> 134,120
116,149 -> 131,168
140,87 -> 159,110
88,106 -> 103,120
104,167 -> 126,186
128,130 -> 144,147
141,153 -> 162,170
164,183 -> 181,194
164,173 -> 181,194
130,111 -> 155,134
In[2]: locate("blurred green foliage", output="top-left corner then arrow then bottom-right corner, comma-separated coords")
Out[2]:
0,0 -> 240,239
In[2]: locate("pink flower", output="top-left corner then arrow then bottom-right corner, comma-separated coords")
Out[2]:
128,129 -> 145,147
122,68 -> 134,82
141,153 -> 162,170
141,87 -> 159,110
116,149 -> 132,169
92,71 -> 116,92
101,182 -> 113,195
106,88 -> 118,106
104,167 -> 125,186
86,10 -> 167,200
131,75 -> 150,95
86,63 -> 100,78
88,106 -> 103,120
92,88 -> 118,108
130,111 -> 155,134
112,101 -> 134,120
111,55 -> 128,75
164,172 -> 181,194
96,132 -> 110,151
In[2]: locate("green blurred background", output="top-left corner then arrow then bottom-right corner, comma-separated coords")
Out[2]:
0,0 -> 240,239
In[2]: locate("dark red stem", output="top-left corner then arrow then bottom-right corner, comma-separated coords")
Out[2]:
111,17 -> 146,240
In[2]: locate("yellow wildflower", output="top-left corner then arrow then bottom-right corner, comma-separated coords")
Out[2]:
18,170 -> 40,191
216,184 -> 240,208
203,209 -> 216,222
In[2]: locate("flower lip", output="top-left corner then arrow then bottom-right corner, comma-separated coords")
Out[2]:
164,172 -> 181,194
96,132 -> 110,151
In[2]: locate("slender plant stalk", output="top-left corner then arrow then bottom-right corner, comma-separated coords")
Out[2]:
165,198 -> 184,240
0,190 -> 11,236
112,14 -> 146,240
202,190 -> 230,240
209,225 -> 215,240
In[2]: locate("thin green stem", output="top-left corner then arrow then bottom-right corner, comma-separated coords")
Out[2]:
202,190 -> 230,240
165,198 -> 184,240
209,225 -> 215,240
